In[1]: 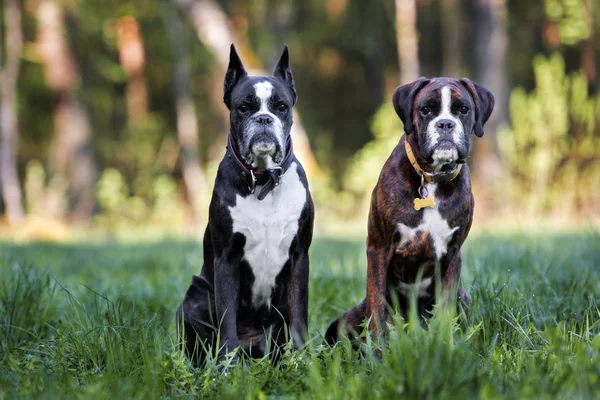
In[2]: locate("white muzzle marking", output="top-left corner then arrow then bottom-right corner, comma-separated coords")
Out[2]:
427,86 -> 463,169
251,81 -> 284,152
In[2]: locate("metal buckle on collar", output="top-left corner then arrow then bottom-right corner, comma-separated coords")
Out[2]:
269,166 -> 283,186
249,170 -> 257,194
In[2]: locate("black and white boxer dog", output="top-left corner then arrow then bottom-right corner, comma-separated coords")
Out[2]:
177,44 -> 314,364
325,77 -> 494,345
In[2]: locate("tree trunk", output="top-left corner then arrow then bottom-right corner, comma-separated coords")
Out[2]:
0,0 -> 25,224
395,0 -> 420,84
160,0 -> 207,226
471,0 -> 509,220
37,0 -> 97,222
474,0 -> 509,137
441,0 -> 462,78
174,0 -> 321,178
581,0 -> 595,84
116,16 -> 149,124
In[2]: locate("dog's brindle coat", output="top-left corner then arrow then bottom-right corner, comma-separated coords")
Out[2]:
177,45 -> 314,364
325,78 -> 494,344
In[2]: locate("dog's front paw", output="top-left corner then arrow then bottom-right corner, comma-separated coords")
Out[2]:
290,331 -> 306,352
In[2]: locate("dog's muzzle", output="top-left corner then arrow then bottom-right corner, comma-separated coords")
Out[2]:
251,140 -> 276,156
431,141 -> 459,165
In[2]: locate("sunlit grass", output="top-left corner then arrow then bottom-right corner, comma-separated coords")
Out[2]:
0,233 -> 599,398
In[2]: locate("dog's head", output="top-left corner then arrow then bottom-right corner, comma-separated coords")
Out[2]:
223,44 -> 297,170
393,77 -> 494,171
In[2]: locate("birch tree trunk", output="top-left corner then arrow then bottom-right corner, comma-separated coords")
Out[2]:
37,0 -> 97,221
174,0 -> 321,178
161,0 -> 207,226
0,0 -> 25,224
395,0 -> 420,84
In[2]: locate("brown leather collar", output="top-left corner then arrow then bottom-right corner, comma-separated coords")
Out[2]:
404,139 -> 462,183
226,134 -> 294,200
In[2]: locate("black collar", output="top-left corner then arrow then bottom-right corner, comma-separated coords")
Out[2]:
226,135 -> 295,200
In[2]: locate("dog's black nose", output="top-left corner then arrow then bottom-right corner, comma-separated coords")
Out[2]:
256,114 -> 273,125
436,119 -> 455,132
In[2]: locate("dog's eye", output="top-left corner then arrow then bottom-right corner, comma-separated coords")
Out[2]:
238,104 -> 249,113
420,107 -> 432,116
277,103 -> 288,112
459,105 -> 469,114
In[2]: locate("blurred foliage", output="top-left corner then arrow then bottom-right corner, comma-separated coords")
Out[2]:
344,102 -> 402,196
94,168 -> 186,231
498,53 -> 600,218
546,0 -> 591,45
1,0 -> 600,231
24,160 -> 67,219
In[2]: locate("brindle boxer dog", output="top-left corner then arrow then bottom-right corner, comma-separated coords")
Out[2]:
325,77 -> 494,345
177,45 -> 314,365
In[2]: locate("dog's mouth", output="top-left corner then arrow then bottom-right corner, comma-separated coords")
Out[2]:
440,163 -> 455,172
430,141 -> 462,166
245,134 -> 284,169
418,141 -> 468,176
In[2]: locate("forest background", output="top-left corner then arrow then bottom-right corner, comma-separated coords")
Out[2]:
0,0 -> 598,238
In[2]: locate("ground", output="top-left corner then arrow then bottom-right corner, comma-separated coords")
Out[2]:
0,232 -> 599,399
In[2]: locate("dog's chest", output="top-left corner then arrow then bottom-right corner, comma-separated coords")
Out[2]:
229,163 -> 306,308
396,183 -> 459,260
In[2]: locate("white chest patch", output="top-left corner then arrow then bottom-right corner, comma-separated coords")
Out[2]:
397,183 -> 459,259
229,162 -> 306,308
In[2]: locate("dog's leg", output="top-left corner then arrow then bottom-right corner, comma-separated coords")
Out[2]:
325,299 -> 367,345
176,275 -> 216,365
214,250 -> 242,361
365,244 -> 392,337
287,250 -> 309,350
442,250 -> 470,315
287,207 -> 313,351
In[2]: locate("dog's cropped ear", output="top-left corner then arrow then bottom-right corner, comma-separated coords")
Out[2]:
459,78 -> 495,137
223,44 -> 248,109
392,77 -> 430,135
273,45 -> 297,105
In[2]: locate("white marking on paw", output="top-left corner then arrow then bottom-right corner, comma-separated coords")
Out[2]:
396,183 -> 459,259
229,162 -> 306,308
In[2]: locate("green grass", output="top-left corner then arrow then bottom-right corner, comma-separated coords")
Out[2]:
1,232 -> 599,399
